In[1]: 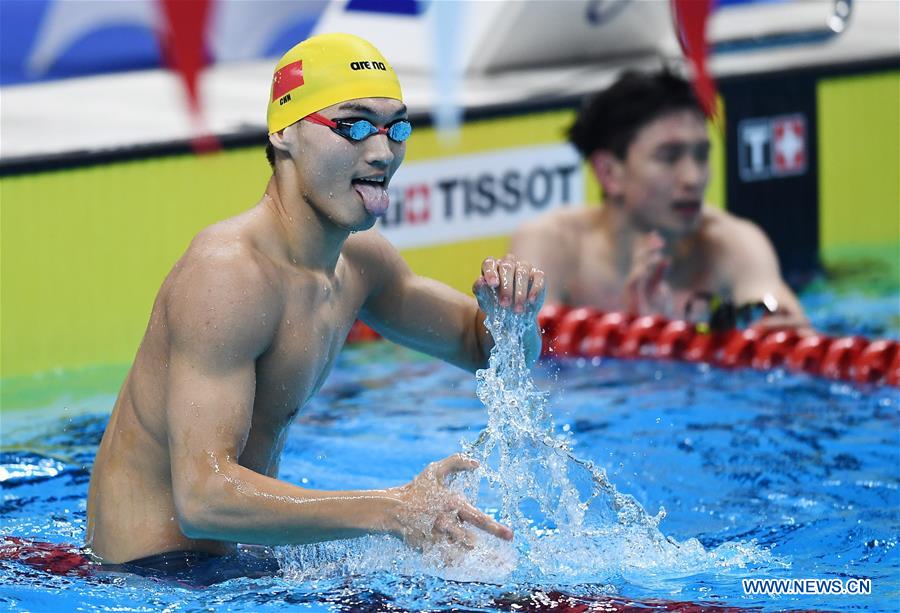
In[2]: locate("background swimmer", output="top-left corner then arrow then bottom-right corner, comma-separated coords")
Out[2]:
86,33 -> 545,572
511,69 -> 808,330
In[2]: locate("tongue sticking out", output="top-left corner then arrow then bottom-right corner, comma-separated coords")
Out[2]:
353,182 -> 390,216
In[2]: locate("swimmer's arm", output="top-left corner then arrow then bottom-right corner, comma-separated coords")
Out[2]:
358,242 -> 491,371
164,257 -> 403,545
723,220 -> 810,331
357,235 -> 544,371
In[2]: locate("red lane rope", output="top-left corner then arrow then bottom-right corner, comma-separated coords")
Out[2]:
536,306 -> 899,386
345,308 -> 899,386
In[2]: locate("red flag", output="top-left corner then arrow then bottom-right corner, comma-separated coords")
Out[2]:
671,0 -> 718,122
271,61 -> 305,102
157,0 -> 219,153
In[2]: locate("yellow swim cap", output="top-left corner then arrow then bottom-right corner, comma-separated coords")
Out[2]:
267,33 -> 403,134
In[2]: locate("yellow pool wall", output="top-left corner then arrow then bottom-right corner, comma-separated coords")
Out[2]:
1,70 -> 896,396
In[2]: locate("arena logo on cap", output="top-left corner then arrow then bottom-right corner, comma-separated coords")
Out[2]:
349,61 -> 388,71
377,144 -> 584,248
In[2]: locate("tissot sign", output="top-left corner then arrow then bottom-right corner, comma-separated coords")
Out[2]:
722,73 -> 819,282
377,145 -> 584,248
738,114 -> 808,182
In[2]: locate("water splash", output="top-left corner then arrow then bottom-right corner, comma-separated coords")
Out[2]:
456,291 -> 660,579
450,288 -> 780,584
278,290 -> 781,584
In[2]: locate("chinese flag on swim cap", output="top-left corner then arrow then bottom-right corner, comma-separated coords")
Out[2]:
671,0 -> 718,121
271,61 -> 305,102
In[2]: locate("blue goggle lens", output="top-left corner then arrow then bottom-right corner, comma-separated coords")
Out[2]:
347,121 -> 377,141
338,119 -> 412,143
387,120 -> 412,142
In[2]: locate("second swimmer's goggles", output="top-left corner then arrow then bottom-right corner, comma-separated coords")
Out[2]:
304,113 -> 412,143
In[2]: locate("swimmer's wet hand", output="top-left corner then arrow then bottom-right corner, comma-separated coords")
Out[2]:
626,232 -> 673,317
473,254 -> 545,366
473,254 -> 545,315
387,454 -> 513,552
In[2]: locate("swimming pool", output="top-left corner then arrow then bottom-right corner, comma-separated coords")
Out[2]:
2,288 -> 898,612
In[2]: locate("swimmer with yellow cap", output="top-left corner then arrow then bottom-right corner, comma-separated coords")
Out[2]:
87,32 -> 544,572
265,33 -> 411,219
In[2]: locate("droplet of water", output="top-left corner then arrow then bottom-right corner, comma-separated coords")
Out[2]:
275,289 -> 779,584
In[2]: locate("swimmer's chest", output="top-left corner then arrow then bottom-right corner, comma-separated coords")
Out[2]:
568,246 -> 718,313
253,270 -> 364,416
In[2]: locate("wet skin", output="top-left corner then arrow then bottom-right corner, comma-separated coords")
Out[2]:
86,98 -> 545,563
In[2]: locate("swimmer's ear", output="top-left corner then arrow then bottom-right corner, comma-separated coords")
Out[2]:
268,129 -> 291,153
590,151 -> 623,198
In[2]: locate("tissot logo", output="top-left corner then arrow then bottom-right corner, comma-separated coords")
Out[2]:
382,166 -> 577,228
738,114 -> 807,182
376,145 -> 584,248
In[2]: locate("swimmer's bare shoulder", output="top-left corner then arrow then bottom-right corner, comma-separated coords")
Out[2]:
695,206 -> 807,325
510,207 -> 592,302
697,206 -> 774,272
340,227 -> 439,319
514,207 -> 590,241
515,207 -> 594,253
341,226 -> 410,289
159,221 -> 283,368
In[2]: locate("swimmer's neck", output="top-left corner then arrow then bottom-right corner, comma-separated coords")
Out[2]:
262,174 -> 348,272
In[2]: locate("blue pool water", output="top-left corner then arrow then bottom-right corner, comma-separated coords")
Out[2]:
1,289 -> 898,611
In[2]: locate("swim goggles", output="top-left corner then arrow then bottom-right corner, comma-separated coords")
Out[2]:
304,113 -> 412,143
685,292 -> 780,332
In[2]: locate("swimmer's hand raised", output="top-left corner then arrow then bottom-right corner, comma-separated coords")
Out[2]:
473,255 -> 545,366
626,232 -> 673,317
474,254 -> 546,315
386,454 -> 513,552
